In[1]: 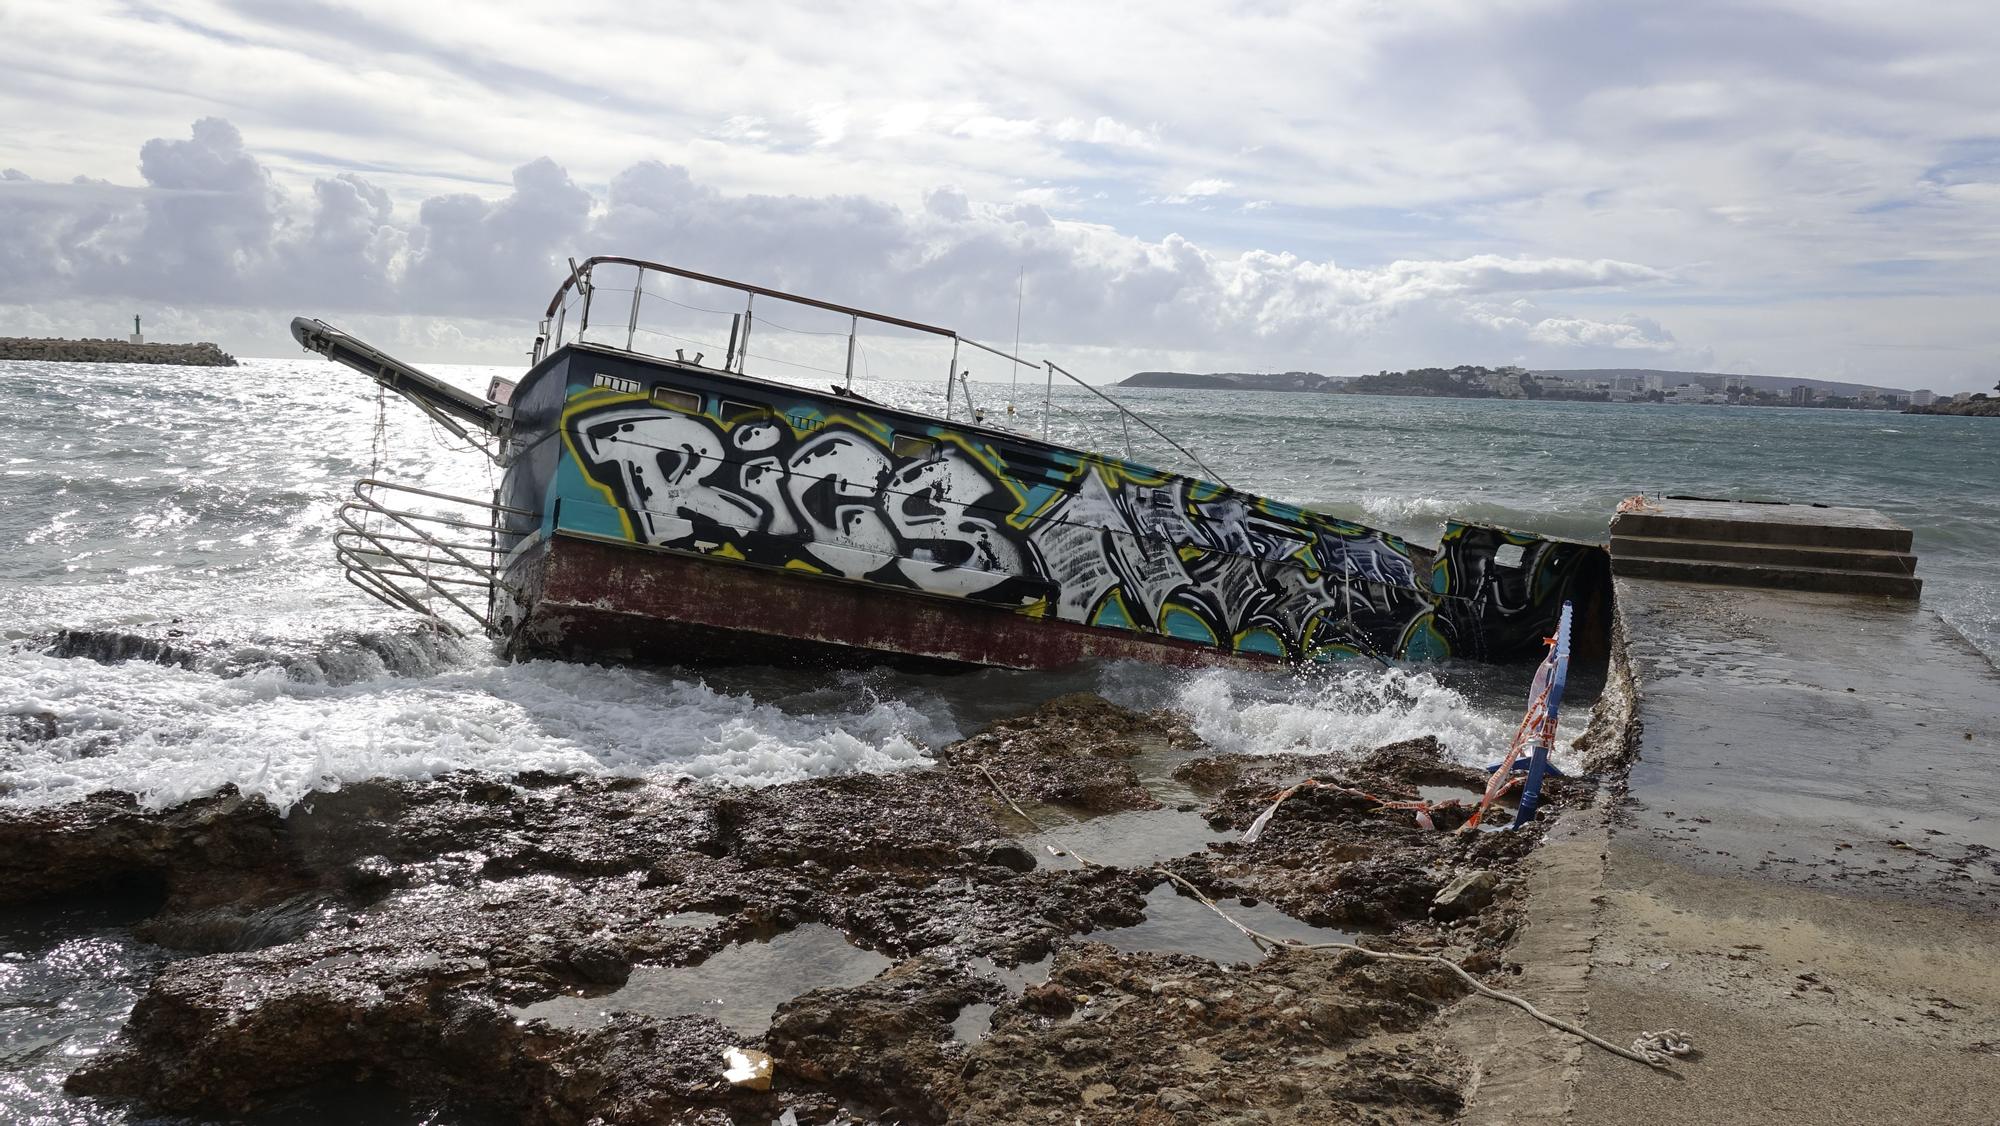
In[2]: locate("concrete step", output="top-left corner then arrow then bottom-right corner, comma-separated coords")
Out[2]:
1610,554 -> 1922,599
1611,504 -> 1913,552
1609,534 -> 1918,575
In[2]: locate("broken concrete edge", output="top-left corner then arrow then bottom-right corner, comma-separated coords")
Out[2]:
1453,589 -> 1642,1120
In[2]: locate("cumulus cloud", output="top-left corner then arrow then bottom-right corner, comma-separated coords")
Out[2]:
2,118 -> 1685,372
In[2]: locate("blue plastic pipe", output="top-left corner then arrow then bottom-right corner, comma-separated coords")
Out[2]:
1512,601 -> 1572,829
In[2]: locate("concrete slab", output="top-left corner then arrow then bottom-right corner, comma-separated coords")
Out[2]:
1612,498 -> 1913,552
1609,554 -> 1921,598
1566,577 -> 2000,1123
1607,534 -> 1918,575
1451,809 -> 1607,1125
1609,578 -> 1998,893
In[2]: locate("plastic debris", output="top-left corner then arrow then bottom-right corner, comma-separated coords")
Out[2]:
722,1046 -> 773,1090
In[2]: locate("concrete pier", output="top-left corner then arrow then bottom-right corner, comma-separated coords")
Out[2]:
1460,505 -> 1999,1123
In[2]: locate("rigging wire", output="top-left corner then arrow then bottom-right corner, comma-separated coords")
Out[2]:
1009,265 -> 1024,419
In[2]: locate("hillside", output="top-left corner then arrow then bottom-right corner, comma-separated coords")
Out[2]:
1120,370 -> 1340,392
1531,368 -> 1909,398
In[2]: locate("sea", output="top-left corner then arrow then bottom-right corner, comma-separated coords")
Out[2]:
2,355 -> 1997,1121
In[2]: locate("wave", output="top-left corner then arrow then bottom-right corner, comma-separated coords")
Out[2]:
35,625 -> 483,685
0,641 -> 947,813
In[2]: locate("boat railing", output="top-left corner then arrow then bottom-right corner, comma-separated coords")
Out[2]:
534,255 -> 1226,485
333,479 -> 533,634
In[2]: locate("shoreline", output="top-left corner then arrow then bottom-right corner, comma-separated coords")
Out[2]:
2,694 -> 1592,1124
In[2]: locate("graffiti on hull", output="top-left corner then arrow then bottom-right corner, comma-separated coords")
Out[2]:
555,385 -> 1553,662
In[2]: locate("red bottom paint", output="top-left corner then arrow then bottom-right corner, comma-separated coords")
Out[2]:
509,533 -> 1276,672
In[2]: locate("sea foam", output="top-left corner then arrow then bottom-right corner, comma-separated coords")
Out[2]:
0,644 -> 947,813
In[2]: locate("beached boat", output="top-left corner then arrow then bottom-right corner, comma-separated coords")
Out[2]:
294,256 -> 1607,670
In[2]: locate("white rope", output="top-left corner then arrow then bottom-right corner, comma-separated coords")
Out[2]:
1630,1028 -> 1695,1065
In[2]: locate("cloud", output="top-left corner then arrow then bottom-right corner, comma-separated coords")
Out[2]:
1051,117 -> 1157,148
4,1 -> 1999,387
0,118 -> 1693,373
1160,178 -> 1236,204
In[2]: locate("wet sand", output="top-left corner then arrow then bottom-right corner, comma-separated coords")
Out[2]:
1557,581 -> 2000,1123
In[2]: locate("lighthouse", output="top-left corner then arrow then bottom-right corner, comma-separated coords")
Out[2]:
129,315 -> 144,345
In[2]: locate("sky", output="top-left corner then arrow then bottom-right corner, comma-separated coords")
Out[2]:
1,0 -> 1997,391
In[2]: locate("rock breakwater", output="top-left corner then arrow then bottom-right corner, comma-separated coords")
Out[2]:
4,693 -> 1593,1124
0,336 -> 237,366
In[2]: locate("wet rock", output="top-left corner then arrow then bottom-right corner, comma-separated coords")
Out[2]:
0,787 -> 288,911
938,694 -> 1169,813
1431,869 -> 1500,919
1353,737 -> 1490,791
766,956 -> 996,1119
41,627 -> 205,670
11,691 -> 1556,1125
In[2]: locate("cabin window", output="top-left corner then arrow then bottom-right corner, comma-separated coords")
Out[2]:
1494,543 -> 1526,569
651,386 -> 700,412
892,434 -> 936,460
593,374 -> 641,395
719,399 -> 768,422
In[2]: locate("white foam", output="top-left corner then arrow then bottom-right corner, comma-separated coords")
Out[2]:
1162,663 -> 1586,774
0,648 -> 945,813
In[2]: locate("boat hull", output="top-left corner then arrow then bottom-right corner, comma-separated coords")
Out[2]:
488,344 -> 1608,670
509,532 -> 1279,671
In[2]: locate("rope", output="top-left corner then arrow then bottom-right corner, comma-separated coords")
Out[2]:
1630,1028 -> 1695,1064
1616,494 -> 1663,514
971,764 -> 1682,1072
369,383 -> 388,479
1240,773 -> 1525,843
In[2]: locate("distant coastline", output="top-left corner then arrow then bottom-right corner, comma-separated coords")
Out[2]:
0,337 -> 237,367
1122,370 -> 1338,392
1117,365 -> 1928,411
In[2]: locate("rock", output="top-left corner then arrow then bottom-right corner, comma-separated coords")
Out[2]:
9,690 -> 1544,1124
936,694 -> 1175,813
1019,982 -> 1077,1017
0,336 -> 236,366
1431,870 -> 1500,918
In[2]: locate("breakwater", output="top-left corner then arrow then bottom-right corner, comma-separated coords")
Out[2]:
1905,398 -> 2000,417
0,336 -> 236,366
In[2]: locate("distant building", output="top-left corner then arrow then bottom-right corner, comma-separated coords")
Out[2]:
1791,385 -> 1813,406
1912,389 -> 1936,406
129,315 -> 143,346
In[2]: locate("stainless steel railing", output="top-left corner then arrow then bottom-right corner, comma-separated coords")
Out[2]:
532,255 -> 1227,486
334,479 -> 534,634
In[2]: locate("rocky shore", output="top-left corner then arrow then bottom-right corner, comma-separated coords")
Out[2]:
0,694 -> 1600,1125
0,336 -> 238,366
1904,397 -> 2000,417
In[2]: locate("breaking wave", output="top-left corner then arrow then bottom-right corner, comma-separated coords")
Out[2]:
0,642 -> 948,813
1170,664 -> 1514,765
